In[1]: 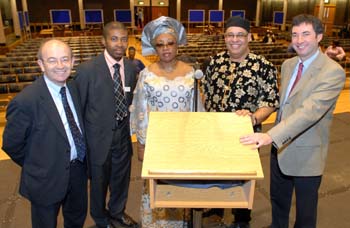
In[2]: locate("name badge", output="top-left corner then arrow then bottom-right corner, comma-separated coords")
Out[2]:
124,87 -> 131,92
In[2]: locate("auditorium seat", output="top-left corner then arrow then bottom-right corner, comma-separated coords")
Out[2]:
0,84 -> 8,94
11,67 -> 24,74
0,62 -> 11,68
8,83 -> 21,93
0,68 -> 11,75
29,61 -> 39,67
8,82 -> 31,93
0,74 -> 17,83
23,66 -> 41,74
18,73 -> 40,82
12,61 -> 30,68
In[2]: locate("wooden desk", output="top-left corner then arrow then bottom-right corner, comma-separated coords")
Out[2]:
142,112 -> 264,211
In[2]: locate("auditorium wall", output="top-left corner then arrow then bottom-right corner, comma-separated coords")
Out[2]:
3,0 -> 348,27
262,0 -> 349,27
26,0 -> 130,24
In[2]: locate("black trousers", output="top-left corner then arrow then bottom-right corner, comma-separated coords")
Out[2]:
31,161 -> 87,228
204,203 -> 251,223
270,147 -> 322,228
232,208 -> 251,223
89,119 -> 132,227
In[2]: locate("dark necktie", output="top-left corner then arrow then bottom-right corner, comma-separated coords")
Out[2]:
60,87 -> 86,162
288,62 -> 304,96
113,63 -> 128,121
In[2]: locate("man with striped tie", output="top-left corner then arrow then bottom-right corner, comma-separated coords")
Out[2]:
75,21 -> 138,228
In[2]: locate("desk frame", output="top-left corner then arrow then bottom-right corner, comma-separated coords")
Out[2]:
142,112 -> 263,210
149,179 -> 256,209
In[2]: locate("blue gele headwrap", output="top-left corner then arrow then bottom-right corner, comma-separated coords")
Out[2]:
141,16 -> 187,56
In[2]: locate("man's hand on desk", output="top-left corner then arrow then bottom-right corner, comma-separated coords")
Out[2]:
240,133 -> 273,149
235,109 -> 252,116
235,109 -> 256,125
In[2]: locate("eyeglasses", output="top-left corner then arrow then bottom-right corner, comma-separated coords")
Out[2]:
42,57 -> 71,66
224,32 -> 249,39
155,41 -> 176,49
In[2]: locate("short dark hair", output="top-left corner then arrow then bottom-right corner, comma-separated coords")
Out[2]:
291,14 -> 324,35
128,46 -> 136,51
103,21 -> 127,38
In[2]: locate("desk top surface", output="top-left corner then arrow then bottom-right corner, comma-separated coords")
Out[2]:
142,112 -> 264,180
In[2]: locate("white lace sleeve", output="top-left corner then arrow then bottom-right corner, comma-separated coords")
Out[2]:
130,69 -> 149,145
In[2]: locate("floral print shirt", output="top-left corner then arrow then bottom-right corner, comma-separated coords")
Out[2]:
201,51 -> 280,131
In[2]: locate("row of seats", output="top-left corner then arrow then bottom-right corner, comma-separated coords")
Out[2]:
12,44 -> 104,51
0,60 -> 37,68
0,66 -> 41,75
1,35 -> 349,96
0,73 -> 40,85
0,37 -> 104,89
0,38 -> 103,90
322,37 -> 350,44
0,56 -> 37,62
1,53 -> 100,65
0,82 -> 32,94
321,37 -> 350,51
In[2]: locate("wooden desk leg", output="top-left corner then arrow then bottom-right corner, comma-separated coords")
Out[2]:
247,180 -> 256,209
192,209 -> 203,228
149,179 -> 155,209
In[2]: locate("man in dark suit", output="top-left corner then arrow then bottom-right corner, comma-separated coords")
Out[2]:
240,14 -> 346,228
2,39 -> 87,228
74,22 -> 138,228
127,46 -> 145,74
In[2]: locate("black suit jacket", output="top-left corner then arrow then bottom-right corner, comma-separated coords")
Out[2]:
74,54 -> 137,165
2,76 -> 85,206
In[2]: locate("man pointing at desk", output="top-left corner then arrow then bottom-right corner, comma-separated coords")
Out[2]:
240,14 -> 346,228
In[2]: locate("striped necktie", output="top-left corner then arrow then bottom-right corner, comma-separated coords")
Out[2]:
113,63 -> 128,121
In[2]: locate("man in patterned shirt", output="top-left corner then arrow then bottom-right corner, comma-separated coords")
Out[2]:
201,16 -> 279,228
